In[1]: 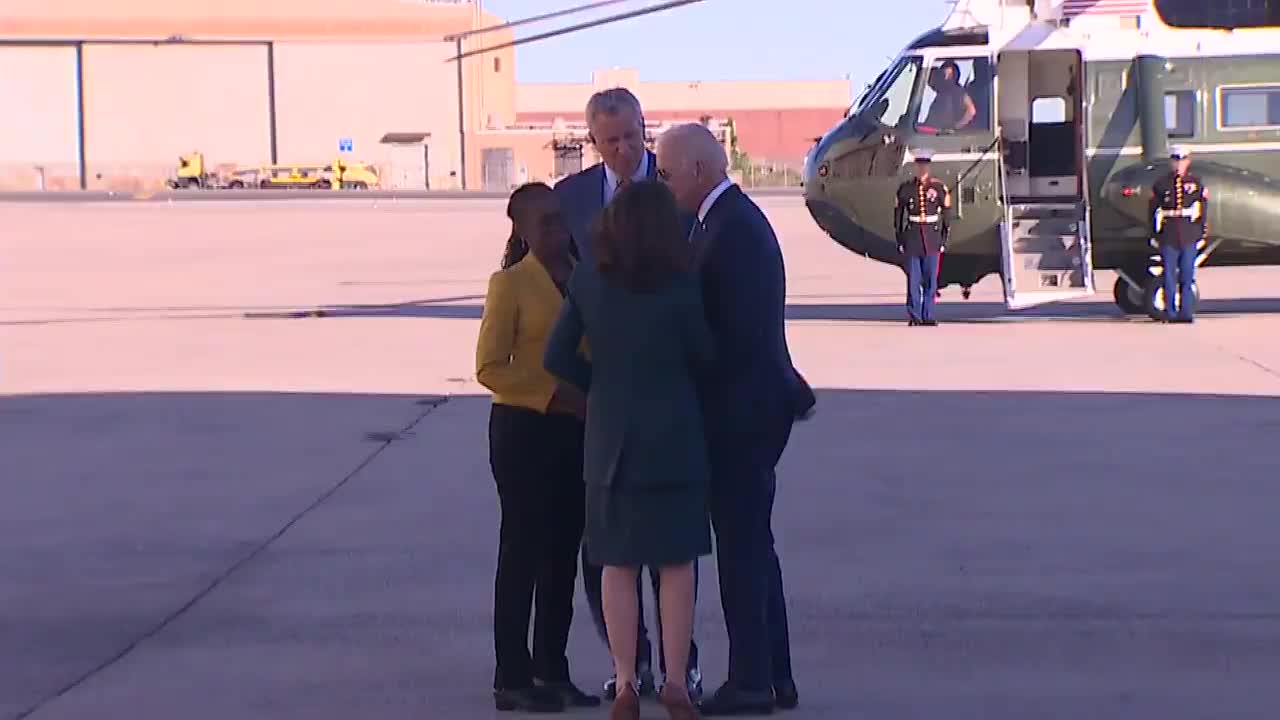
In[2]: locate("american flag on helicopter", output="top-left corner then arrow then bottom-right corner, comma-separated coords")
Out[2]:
1061,0 -> 1151,17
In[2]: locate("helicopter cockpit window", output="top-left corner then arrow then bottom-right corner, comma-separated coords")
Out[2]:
860,56 -> 922,129
915,57 -> 991,135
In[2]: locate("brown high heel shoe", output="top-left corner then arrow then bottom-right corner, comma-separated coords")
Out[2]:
659,683 -> 701,720
609,681 -> 640,720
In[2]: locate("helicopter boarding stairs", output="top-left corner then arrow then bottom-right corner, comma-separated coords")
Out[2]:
999,199 -> 1095,310
996,45 -> 1096,311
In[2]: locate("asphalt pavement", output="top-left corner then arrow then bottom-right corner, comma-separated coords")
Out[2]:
3,197 -> 1279,719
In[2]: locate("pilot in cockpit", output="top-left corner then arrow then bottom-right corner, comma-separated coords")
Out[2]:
921,60 -> 977,132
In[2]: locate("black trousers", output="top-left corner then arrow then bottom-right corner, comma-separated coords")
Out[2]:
489,403 -> 586,690
709,424 -> 795,693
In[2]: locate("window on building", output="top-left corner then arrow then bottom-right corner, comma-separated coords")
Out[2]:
1165,90 -> 1197,137
1220,85 -> 1280,129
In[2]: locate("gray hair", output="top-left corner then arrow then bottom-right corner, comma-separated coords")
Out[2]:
657,123 -> 728,176
585,87 -> 644,128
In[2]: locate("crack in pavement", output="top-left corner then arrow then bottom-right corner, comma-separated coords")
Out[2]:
11,395 -> 451,720
1229,350 -> 1280,382
1208,341 -> 1280,385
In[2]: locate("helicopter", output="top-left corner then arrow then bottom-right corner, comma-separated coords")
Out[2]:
802,0 -> 1280,320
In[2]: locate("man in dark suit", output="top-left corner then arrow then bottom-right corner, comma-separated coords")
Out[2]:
556,87 -> 656,267
553,87 -> 704,701
656,123 -> 801,715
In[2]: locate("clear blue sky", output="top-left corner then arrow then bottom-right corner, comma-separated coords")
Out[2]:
477,0 -> 952,93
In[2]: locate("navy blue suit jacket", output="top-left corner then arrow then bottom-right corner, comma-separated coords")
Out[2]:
553,150 -> 659,266
696,185 -> 801,470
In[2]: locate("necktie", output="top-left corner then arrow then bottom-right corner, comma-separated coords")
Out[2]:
689,221 -> 711,268
687,219 -> 702,244
607,176 -> 628,205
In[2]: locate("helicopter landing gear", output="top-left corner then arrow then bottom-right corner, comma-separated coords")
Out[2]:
961,285 -> 972,300
1112,270 -> 1146,315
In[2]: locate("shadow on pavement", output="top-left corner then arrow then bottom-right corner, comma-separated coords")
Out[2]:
9,296 -> 1280,327
273,297 -> 1280,323
4,388 -> 1279,718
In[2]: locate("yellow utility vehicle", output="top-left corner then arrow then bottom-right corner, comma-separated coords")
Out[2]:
167,152 -> 217,189
165,152 -> 380,190
258,164 -> 331,189
328,158 -> 379,189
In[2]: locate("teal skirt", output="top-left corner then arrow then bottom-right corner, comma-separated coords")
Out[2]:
584,482 -> 711,567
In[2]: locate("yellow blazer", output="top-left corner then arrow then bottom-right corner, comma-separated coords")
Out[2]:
476,253 -> 587,413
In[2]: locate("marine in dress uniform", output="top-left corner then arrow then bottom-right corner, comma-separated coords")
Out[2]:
894,149 -> 951,326
1149,145 -> 1208,323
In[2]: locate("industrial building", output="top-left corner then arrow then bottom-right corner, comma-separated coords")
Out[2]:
1,0 -> 850,192
514,68 -> 850,171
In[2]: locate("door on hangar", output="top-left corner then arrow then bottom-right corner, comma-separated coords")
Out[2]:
482,148 -> 514,191
0,45 -> 80,190
81,43 -> 271,190
380,133 -> 430,190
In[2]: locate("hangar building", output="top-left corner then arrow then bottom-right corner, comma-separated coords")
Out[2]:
0,0 -> 514,191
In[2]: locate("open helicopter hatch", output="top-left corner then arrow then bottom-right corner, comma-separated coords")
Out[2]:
996,47 -> 1095,309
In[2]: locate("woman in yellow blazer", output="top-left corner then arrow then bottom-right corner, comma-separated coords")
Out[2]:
476,182 -> 597,714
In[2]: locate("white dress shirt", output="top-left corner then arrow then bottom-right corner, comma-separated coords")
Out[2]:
602,152 -> 649,205
688,177 -> 735,242
697,177 -> 735,224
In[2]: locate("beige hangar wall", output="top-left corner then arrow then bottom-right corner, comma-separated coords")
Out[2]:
272,41 -> 461,190
81,43 -> 271,190
0,45 -> 81,190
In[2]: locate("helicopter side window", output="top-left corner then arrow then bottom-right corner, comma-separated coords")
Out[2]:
1165,90 -> 1197,138
915,57 -> 991,135
862,56 -> 922,129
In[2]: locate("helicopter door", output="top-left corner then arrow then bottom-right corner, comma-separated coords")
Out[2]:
996,48 -> 1095,309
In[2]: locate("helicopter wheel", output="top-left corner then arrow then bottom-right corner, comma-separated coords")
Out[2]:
1113,276 -> 1144,314
1143,276 -> 1199,322
961,286 -> 972,300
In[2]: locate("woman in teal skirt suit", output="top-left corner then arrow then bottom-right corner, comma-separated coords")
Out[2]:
544,180 -> 712,720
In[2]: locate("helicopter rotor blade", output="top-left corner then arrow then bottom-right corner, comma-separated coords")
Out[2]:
443,0 -> 640,41
445,0 -> 709,63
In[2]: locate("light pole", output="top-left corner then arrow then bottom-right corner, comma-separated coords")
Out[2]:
455,35 -> 466,190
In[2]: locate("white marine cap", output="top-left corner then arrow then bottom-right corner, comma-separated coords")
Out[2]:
911,147 -> 935,162
1170,145 -> 1191,159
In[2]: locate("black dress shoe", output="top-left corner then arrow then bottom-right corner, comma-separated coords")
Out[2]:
604,668 -> 655,700
922,319 -> 939,326
908,318 -> 920,326
774,680 -> 799,710
538,680 -> 601,707
698,682 -> 775,716
493,685 -> 564,713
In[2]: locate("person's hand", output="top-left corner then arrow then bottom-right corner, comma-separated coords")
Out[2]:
550,384 -> 587,420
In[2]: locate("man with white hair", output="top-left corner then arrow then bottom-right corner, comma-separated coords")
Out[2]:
656,123 -> 804,715
556,87 -> 654,266
553,87 -> 704,703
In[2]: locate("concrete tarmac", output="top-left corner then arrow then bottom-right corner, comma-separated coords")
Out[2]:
3,197 -> 1279,720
